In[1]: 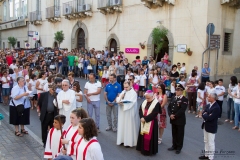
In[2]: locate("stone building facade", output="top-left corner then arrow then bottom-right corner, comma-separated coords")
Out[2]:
0,0 -> 240,82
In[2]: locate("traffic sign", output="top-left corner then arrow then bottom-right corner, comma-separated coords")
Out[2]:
206,23 -> 215,35
210,35 -> 220,49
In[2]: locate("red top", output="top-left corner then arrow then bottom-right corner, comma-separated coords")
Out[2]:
6,56 -> 13,66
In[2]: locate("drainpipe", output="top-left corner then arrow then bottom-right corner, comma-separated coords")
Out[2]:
201,47 -> 210,69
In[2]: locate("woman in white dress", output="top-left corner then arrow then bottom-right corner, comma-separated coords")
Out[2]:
72,82 -> 83,108
28,74 -> 38,109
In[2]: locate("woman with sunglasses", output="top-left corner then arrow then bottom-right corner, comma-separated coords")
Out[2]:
154,84 -> 168,144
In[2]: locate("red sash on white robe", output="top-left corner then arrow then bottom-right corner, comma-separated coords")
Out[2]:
76,138 -> 98,160
63,125 -> 80,156
44,128 -> 66,158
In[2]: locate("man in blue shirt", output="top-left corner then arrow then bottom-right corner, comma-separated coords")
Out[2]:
142,56 -> 149,66
104,74 -> 122,132
201,63 -> 211,83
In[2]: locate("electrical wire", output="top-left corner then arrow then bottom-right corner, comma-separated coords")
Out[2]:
109,12 -> 119,32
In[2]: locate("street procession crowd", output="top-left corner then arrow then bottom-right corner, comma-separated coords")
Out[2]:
0,47 -> 240,160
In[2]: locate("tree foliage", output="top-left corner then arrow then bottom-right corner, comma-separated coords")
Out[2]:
54,30 -> 65,48
151,26 -> 168,57
8,37 -> 17,48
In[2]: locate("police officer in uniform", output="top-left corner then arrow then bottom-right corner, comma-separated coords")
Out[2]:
167,83 -> 188,154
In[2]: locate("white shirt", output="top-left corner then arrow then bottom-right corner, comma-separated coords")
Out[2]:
1,76 -> 10,88
37,78 -> 47,94
234,86 -> 240,104
28,79 -> 37,94
75,91 -> 83,107
9,63 -> 17,70
134,75 -> 140,84
207,87 -> 215,95
84,81 -> 101,101
171,82 -> 175,93
215,85 -> 225,101
139,74 -> 146,86
43,82 -> 51,92
178,80 -> 186,88
197,89 -> 205,102
102,70 -> 109,79
180,66 -> 186,74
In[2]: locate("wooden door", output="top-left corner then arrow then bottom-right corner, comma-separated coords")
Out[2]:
78,28 -> 85,49
110,39 -> 117,53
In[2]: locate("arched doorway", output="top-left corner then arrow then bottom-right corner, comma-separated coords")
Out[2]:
147,30 -> 174,62
110,39 -> 117,53
54,41 -> 58,48
77,28 -> 85,49
154,36 -> 169,62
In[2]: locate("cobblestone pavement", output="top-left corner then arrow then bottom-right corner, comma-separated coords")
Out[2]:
0,107 -> 43,160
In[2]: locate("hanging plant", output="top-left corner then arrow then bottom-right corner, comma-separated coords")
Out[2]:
151,26 -> 168,61
185,48 -> 193,56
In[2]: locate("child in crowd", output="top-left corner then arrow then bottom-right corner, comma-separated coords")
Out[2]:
138,69 -> 147,99
76,118 -> 104,160
61,109 -> 88,159
164,76 -> 171,90
44,115 -> 66,159
148,69 -> 153,90
206,81 -> 215,104
178,75 -> 186,96
133,71 -> 140,93
196,83 -> 205,118
101,66 -> 109,88
97,69 -> 102,82
215,79 -> 225,118
125,69 -> 133,81
180,63 -> 186,74
170,79 -> 176,97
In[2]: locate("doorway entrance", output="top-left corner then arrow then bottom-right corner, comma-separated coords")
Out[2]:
109,39 -> 117,53
77,28 -> 85,49
154,36 -> 169,62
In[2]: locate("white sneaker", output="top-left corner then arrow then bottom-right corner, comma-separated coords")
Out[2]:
112,128 -> 117,132
105,127 -> 112,131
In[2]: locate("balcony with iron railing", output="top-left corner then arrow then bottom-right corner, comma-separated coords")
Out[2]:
46,6 -> 61,22
221,0 -> 240,8
97,0 -> 122,14
29,11 -> 42,25
63,0 -> 92,19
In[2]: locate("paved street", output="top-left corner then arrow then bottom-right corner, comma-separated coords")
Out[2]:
0,78 -> 240,160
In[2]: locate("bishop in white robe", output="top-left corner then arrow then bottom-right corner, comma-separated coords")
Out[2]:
57,80 -> 76,130
116,84 -> 139,147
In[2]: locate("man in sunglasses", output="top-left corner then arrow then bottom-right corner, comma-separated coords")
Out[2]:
167,83 -> 188,154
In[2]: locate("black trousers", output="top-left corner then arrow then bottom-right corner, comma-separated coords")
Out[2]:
62,66 -> 68,76
201,77 -> 210,83
216,100 -> 223,118
41,113 -> 54,145
171,124 -> 185,151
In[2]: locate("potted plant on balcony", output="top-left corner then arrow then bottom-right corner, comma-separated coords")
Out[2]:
185,48 -> 192,56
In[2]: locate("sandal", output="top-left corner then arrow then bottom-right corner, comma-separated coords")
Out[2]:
21,129 -> 28,134
15,131 -> 23,137
158,138 -> 162,144
232,126 -> 239,130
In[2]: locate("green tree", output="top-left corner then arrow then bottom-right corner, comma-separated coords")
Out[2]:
54,30 -> 65,48
151,26 -> 168,61
8,37 -> 17,48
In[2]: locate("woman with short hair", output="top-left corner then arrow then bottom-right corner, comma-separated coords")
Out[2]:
9,77 -> 31,137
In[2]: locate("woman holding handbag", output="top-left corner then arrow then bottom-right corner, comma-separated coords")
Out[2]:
9,76 -> 31,137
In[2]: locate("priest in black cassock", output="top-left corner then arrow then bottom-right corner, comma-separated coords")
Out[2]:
136,90 -> 161,156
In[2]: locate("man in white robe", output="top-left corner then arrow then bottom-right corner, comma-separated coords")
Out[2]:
116,81 -> 139,147
57,80 -> 76,130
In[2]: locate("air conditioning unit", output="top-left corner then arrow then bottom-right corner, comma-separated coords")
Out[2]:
111,0 -> 122,6
83,4 -> 91,11
65,6 -> 72,14
165,0 -> 175,5
221,0 -> 230,4
78,5 -> 83,12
